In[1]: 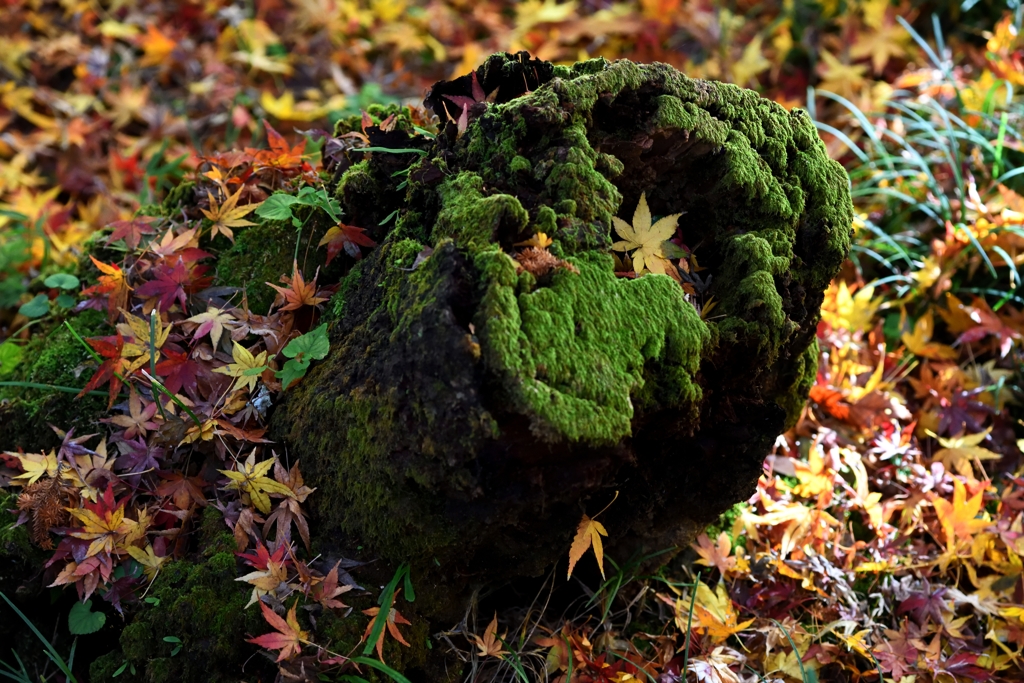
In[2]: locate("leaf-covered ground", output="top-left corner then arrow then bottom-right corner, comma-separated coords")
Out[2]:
2,1 -> 1024,682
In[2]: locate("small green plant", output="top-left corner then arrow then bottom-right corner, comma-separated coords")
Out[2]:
255,185 -> 343,263
275,323 -> 331,389
163,636 -> 183,656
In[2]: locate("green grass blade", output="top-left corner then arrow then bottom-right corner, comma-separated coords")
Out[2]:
350,657 -> 412,683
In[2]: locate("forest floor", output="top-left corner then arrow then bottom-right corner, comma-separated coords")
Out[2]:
2,1 -> 1024,682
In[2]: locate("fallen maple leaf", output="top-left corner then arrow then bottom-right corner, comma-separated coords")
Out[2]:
468,613 -> 508,659
219,450 -> 294,514
902,310 -> 957,361
248,601 -> 309,662
184,305 -> 237,350
81,255 -> 131,323
213,341 -> 269,394
568,513 -> 608,579
201,186 -> 261,243
318,223 -> 376,265
361,603 -> 412,663
928,427 -> 1002,478
611,192 -> 681,276
266,261 -> 328,312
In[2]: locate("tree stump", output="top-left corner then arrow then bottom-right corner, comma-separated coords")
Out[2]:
271,53 -> 852,608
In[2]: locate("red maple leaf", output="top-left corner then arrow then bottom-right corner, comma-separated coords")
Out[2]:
238,540 -> 288,571
135,258 -> 212,312
318,223 -> 376,265
245,123 -> 310,182
107,216 -> 159,250
77,333 -> 131,409
154,344 -> 206,394
248,601 -> 308,662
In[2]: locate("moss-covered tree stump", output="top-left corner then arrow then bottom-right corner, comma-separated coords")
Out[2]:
272,53 -> 852,608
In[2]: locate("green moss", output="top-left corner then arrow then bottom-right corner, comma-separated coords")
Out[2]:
215,217 -> 328,314
475,250 -> 709,443
432,172 -> 529,248
0,308 -> 110,451
93,551 -> 272,683
162,181 -> 196,212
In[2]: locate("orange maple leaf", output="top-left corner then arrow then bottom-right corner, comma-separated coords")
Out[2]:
266,261 -> 328,312
932,477 -> 992,551
81,255 -> 131,323
362,601 -> 412,663
138,24 -> 177,68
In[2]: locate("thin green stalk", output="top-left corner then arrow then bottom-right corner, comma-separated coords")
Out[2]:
149,310 -> 168,421
771,618 -> 809,683
994,111 -> 1009,178
0,381 -> 107,397
682,570 -> 701,679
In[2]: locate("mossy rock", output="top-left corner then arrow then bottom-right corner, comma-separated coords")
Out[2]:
272,53 -> 852,617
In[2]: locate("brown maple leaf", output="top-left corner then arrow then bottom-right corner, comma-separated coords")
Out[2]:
264,459 -> 315,551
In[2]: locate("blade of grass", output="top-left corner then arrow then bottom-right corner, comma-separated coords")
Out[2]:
682,570 -> 701,678
349,657 -> 412,683
0,381 -> 107,397
771,618 -> 810,683
0,592 -> 77,683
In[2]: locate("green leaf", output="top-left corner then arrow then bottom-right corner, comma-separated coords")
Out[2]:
44,273 -> 80,290
0,342 -> 23,377
56,293 -> 76,308
281,324 -> 330,361
68,600 -> 106,635
275,357 -> 310,391
255,194 -> 301,222
18,294 -> 49,318
241,364 -> 269,376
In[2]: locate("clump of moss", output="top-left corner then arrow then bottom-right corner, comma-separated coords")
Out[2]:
271,53 -> 851,618
90,552 -> 269,682
0,308 -> 110,452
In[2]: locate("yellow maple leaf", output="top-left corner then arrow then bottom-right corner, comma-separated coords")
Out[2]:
611,192 -> 681,276
901,310 -> 957,360
219,450 -> 295,514
568,513 -> 608,579
932,478 -> 992,551
790,447 -> 835,498
683,581 -> 754,643
201,186 -> 261,243
126,544 -> 168,582
929,427 -> 1001,478
8,450 -> 60,486
821,281 -> 882,334
816,51 -> 868,101
850,22 -> 911,74
213,341 -> 269,393
138,24 -> 177,68
730,35 -> 771,87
